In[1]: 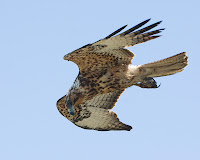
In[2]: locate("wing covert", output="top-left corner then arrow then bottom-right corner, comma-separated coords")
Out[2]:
84,90 -> 125,109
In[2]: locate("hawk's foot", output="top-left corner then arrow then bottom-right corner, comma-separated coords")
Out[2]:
136,77 -> 160,88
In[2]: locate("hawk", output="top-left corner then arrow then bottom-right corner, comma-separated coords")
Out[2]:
57,19 -> 188,131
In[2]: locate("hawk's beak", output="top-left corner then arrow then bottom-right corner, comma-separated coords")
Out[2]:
66,99 -> 75,115
67,104 -> 75,116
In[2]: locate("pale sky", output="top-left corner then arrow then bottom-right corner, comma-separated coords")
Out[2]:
0,0 -> 199,160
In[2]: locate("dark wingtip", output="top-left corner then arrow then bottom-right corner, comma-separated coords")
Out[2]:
120,24 -> 128,31
153,35 -> 162,38
160,28 -> 165,30
121,18 -> 152,36
126,125 -> 133,131
145,18 -> 151,22
157,20 -> 163,25
104,24 -> 128,39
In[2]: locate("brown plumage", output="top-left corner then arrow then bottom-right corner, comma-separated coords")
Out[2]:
57,19 -> 188,131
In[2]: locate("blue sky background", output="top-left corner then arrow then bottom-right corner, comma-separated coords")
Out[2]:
1,0 -> 199,160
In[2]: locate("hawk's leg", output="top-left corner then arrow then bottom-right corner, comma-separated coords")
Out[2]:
135,77 -> 160,88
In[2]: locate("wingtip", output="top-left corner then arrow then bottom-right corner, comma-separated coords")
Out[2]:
104,24 -> 128,39
142,18 -> 151,24
160,28 -> 165,30
126,125 -> 133,131
122,24 -> 128,29
146,18 -> 151,22
152,20 -> 163,27
151,35 -> 162,39
122,124 -> 132,131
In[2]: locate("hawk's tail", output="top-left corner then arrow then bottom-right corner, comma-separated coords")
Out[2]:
135,52 -> 188,77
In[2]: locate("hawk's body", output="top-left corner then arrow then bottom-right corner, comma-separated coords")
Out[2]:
57,19 -> 188,131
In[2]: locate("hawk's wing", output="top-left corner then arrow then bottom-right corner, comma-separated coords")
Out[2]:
75,107 -> 132,131
57,90 -> 132,131
64,19 -> 164,73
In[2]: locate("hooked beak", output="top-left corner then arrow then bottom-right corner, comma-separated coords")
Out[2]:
65,98 -> 75,116
67,104 -> 75,116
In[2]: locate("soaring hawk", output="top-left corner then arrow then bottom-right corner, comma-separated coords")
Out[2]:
57,19 -> 188,131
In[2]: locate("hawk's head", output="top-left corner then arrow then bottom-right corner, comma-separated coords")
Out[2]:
56,96 -> 74,122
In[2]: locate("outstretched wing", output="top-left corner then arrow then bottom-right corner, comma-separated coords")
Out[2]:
57,90 -> 132,131
64,19 -> 164,73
